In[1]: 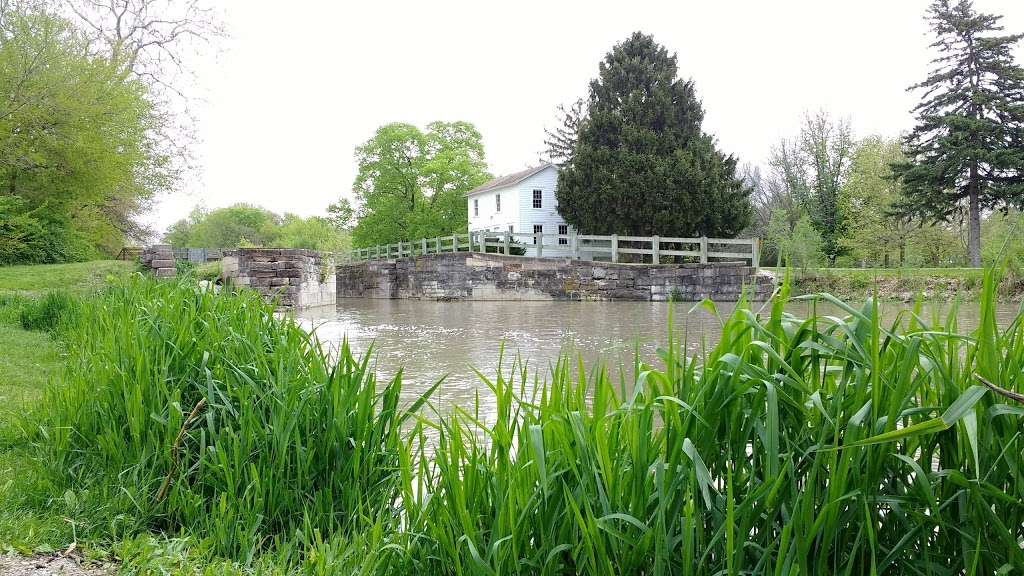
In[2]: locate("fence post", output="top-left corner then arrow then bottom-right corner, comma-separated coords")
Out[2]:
435,237 -> 441,254
700,236 -> 708,264
504,231 -> 511,255
651,235 -> 660,264
536,233 -> 543,258
452,234 -> 458,253
752,237 -> 760,269
421,238 -> 427,256
571,230 -> 579,260
611,234 -> 619,263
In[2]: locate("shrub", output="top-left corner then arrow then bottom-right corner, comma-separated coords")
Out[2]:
18,291 -> 78,332
174,259 -> 195,276
194,261 -> 222,282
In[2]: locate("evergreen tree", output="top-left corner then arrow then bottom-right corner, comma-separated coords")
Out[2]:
893,0 -> 1024,266
542,98 -> 584,166
556,32 -> 751,237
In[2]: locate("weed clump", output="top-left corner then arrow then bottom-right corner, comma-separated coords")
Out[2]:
18,291 -> 77,332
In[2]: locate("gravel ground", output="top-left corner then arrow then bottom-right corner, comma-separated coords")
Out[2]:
0,555 -> 110,576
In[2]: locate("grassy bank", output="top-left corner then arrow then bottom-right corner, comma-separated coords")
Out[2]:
0,261 -> 135,297
774,266 -> 1024,302
0,262 -> 135,562
2,264 -> 1023,573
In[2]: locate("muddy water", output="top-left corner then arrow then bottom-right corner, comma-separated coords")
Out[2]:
296,298 -> 1020,416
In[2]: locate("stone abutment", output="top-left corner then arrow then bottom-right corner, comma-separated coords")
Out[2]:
336,252 -> 773,302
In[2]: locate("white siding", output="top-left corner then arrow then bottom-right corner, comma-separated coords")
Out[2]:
513,166 -> 571,256
467,165 -> 571,256
514,166 -> 564,234
468,187 -> 519,232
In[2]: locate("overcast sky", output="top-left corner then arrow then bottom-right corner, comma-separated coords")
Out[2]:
143,0 -> 1024,235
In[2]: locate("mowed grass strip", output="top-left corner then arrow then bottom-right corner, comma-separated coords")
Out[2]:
0,260 -> 136,297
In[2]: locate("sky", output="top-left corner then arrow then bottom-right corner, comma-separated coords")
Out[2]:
143,0 -> 1024,236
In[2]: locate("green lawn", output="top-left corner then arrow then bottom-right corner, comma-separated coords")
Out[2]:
766,266 -> 986,279
0,261 -> 134,556
0,260 -> 136,297
762,266 -> 1017,301
0,321 -> 73,555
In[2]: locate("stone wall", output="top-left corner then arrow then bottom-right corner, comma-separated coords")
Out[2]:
221,248 -> 336,309
140,244 -> 176,278
337,253 -> 774,302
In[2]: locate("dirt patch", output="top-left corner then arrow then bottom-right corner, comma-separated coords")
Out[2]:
0,555 -> 111,576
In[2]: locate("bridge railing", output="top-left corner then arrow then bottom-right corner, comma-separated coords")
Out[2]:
340,232 -> 760,267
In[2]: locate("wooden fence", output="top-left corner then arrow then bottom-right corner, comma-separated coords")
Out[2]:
340,232 -> 760,267
121,247 -> 225,263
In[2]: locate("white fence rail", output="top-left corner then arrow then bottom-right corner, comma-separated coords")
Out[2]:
340,232 -> 761,267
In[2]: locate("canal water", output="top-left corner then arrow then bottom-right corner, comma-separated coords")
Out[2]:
296,298 -> 1021,414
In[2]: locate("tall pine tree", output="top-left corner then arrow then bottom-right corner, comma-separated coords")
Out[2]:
894,0 -> 1024,266
556,33 -> 751,237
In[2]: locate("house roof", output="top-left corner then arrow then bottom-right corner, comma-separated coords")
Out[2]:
465,163 -> 555,197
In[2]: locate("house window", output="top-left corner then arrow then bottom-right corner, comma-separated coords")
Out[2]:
532,189 -> 542,209
533,224 -> 543,244
473,198 -> 478,217
558,224 -> 568,245
495,193 -> 501,212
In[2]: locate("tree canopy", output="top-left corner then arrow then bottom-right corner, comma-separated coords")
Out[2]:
163,203 -> 350,252
893,0 -> 1024,266
0,2 -> 173,264
555,32 -> 751,238
348,121 -> 490,247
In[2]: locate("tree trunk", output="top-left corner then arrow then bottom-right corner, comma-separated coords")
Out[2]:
967,162 -> 982,267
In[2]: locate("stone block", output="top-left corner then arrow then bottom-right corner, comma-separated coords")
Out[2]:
248,262 -> 280,272
150,259 -> 175,269
154,268 -> 176,277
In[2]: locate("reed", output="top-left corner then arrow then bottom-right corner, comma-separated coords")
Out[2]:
33,272 -> 1024,573
396,271 -> 1024,574
40,277 -> 434,561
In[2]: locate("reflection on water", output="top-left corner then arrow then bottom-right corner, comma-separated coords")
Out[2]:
296,299 -> 1020,415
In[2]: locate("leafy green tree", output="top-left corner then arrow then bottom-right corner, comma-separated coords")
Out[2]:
981,208 -> 1024,270
907,223 -> 965,267
893,0 -> 1024,267
556,32 -> 751,238
350,121 -> 490,247
766,112 -> 854,266
0,3 -> 170,261
327,198 -> 355,230
767,210 -> 824,271
277,214 -> 351,252
164,204 -> 352,252
840,137 -> 915,266
163,204 -> 280,248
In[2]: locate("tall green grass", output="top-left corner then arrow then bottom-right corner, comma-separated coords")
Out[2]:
394,273 -> 1024,574
17,290 -> 78,332
31,273 -> 1024,573
39,277 -> 434,562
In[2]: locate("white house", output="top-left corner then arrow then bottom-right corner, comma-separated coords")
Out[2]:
466,163 -> 572,256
